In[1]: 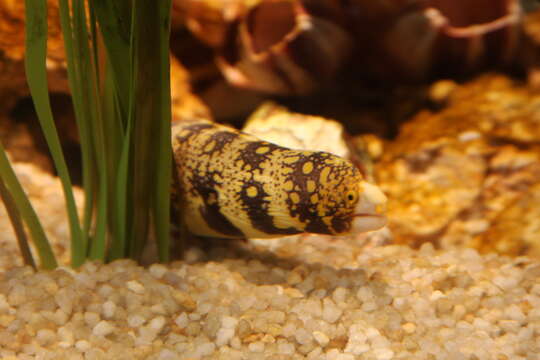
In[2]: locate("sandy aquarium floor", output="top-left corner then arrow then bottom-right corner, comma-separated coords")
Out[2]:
0,163 -> 539,360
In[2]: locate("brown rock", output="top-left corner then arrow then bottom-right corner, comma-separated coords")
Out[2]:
170,56 -> 212,122
171,0 -> 258,47
0,0 -> 64,62
0,0 -> 74,174
377,74 -> 540,257
478,182 -> 540,257
0,0 -> 68,107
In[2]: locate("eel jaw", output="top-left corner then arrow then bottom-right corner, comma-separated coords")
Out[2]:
350,182 -> 388,233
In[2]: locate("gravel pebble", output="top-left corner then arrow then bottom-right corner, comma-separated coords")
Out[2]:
127,314 -> 146,328
126,280 -> 145,294
92,320 -> 115,337
149,316 -> 166,332
313,330 -> 330,347
101,301 -> 116,319
149,264 -> 168,279
248,341 -> 265,352
74,339 -> 91,352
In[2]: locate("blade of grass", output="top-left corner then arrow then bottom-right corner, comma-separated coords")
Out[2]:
101,63 -> 125,259
128,0 -> 172,261
25,0 -> 83,266
124,2 -> 137,260
0,144 -> 57,269
0,177 -> 36,269
92,0 -> 132,121
71,0 -> 108,260
59,0 -> 113,262
107,103 -> 133,261
93,4 -> 133,260
152,0 -> 173,263
58,0 -> 94,265
128,0 -> 149,260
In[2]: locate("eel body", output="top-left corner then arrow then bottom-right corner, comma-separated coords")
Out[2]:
171,119 -> 387,239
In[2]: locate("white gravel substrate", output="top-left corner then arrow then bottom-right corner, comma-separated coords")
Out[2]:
0,161 -> 83,269
1,162 -> 539,359
0,242 -> 539,360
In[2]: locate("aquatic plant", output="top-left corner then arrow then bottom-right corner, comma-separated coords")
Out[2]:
0,0 -> 173,268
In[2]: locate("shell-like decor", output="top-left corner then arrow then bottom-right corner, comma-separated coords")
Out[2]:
351,0 -> 523,80
217,0 -> 353,95
172,0 -> 260,46
177,0 -> 525,91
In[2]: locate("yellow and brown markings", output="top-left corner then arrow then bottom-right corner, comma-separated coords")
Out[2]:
172,119 -> 366,238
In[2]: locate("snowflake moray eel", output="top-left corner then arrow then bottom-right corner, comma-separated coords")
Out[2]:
172,119 -> 387,239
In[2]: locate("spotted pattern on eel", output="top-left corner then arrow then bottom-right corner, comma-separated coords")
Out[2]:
171,119 -> 387,239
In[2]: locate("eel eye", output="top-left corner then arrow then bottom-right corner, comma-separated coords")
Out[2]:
346,190 -> 358,205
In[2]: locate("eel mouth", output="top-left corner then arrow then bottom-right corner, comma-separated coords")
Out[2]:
349,181 -> 388,233
351,213 -> 388,233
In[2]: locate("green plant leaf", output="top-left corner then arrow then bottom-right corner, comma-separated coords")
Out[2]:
92,0 -> 132,121
107,120 -> 132,261
0,144 -> 57,269
127,0 -> 172,261
25,0 -> 83,267
0,177 -> 36,269
152,0 -> 173,263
